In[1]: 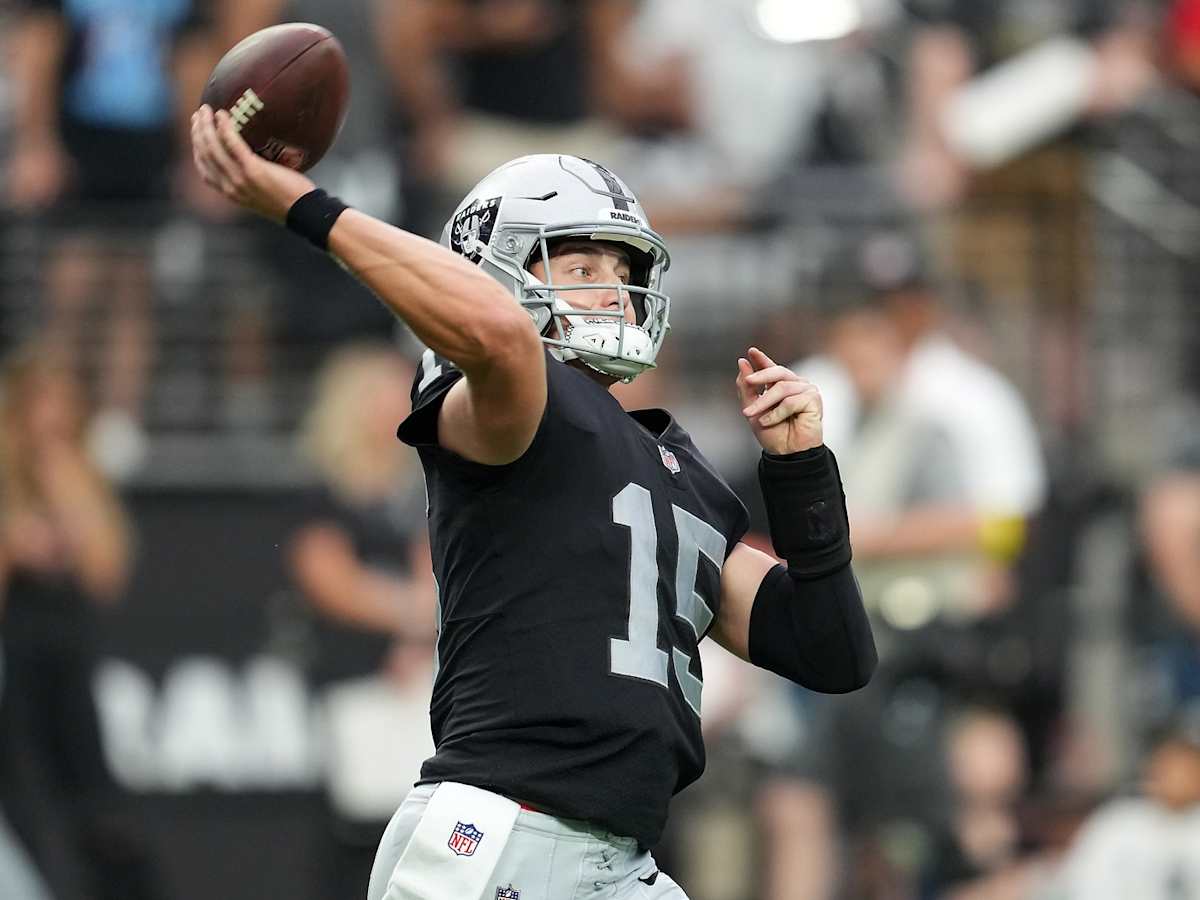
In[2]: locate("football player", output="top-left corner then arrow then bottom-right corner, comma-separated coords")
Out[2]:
191,105 -> 876,900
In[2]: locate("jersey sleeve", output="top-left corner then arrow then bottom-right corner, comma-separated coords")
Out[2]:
725,488 -> 751,559
396,349 -> 465,447
398,347 -> 594,457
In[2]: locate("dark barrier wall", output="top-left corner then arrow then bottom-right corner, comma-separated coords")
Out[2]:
93,491 -> 380,900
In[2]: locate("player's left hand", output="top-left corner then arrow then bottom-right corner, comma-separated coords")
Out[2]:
736,347 -> 823,455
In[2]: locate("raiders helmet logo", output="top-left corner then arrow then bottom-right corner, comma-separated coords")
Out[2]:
450,197 -> 502,263
603,209 -> 641,226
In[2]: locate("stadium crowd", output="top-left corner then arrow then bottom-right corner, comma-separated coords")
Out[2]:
1,0 -> 1199,898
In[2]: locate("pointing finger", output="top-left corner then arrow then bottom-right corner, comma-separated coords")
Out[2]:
747,347 -> 777,370
743,380 -> 813,418
744,365 -> 804,386
735,357 -> 758,407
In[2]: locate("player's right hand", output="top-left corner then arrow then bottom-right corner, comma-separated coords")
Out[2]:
190,105 -> 315,223
736,347 -> 823,456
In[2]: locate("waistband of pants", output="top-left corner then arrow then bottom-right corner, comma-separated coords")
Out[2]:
408,782 -> 640,850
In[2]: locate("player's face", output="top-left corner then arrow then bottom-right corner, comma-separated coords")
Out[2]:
529,241 -> 635,325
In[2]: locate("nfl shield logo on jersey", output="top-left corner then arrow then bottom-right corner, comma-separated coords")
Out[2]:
496,886 -> 520,900
658,445 -> 680,474
448,821 -> 484,856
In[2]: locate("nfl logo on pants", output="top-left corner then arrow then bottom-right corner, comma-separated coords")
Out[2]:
448,821 -> 484,857
496,887 -> 520,900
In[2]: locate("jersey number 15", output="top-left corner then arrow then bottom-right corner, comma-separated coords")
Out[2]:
610,482 -> 726,717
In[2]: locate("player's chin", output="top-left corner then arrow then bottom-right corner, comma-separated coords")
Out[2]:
565,358 -> 621,386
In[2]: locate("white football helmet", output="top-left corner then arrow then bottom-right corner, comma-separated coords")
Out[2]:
440,154 -> 671,381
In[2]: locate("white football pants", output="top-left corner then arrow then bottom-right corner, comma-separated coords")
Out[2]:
367,783 -> 689,900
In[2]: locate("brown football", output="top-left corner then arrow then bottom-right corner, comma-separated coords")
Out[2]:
200,23 -> 349,173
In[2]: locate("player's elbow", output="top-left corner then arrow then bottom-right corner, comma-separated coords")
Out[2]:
855,642 -> 878,689
756,624 -> 879,694
472,302 -> 541,369
750,563 -> 878,694
814,640 -> 877,694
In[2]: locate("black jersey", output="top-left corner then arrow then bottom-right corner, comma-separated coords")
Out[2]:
397,351 -> 749,848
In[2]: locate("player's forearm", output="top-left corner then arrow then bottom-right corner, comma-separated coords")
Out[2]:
749,446 -> 877,692
11,12 -> 66,146
328,211 -> 537,373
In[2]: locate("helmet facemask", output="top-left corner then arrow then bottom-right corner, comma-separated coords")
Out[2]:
516,227 -> 671,382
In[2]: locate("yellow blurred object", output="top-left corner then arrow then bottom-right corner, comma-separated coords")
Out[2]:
978,515 -> 1027,563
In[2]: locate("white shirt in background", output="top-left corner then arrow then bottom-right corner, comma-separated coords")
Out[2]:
1055,799 -> 1200,899
796,333 -> 1047,518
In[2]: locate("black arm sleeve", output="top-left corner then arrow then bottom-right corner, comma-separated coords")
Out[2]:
747,562 -> 877,693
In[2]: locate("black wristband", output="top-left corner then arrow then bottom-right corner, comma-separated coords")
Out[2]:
758,444 -> 852,579
285,188 -> 349,251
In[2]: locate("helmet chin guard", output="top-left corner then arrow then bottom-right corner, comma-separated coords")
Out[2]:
441,155 -> 672,382
549,302 -> 659,380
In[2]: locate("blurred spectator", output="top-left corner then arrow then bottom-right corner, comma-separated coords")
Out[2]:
1089,0 -> 1200,480
382,0 -> 688,233
0,345 -> 159,900
919,706 -> 1050,900
898,0 -> 1156,210
749,232 -> 1048,899
1139,423 -> 1200,719
797,232 -> 1046,578
286,342 -> 436,900
756,291 -> 966,899
810,237 -> 1058,742
0,646 -> 51,900
3,0 -> 216,478
612,0 -> 860,234
895,0 -> 1158,441
220,0 -> 417,350
1054,713 -> 1200,897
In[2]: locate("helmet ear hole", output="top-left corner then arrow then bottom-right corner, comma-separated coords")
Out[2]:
523,245 -> 545,276
625,246 -> 652,290
631,295 -> 647,327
